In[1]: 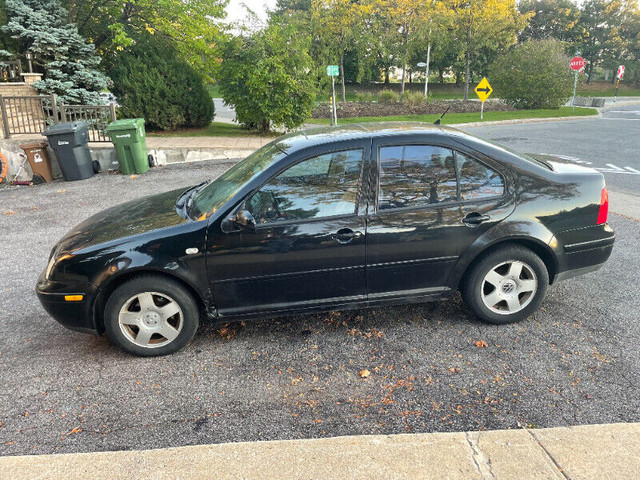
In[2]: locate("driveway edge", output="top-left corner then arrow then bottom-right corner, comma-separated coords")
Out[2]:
1,422 -> 638,480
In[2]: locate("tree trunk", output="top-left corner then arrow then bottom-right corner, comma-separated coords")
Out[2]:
340,54 -> 346,104
463,50 -> 470,103
401,26 -> 409,94
587,60 -> 594,84
384,64 -> 390,85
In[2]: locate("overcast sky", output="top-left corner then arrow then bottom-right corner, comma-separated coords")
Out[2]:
225,0 -> 277,25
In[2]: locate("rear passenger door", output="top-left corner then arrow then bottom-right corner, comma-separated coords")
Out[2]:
365,139 -> 515,300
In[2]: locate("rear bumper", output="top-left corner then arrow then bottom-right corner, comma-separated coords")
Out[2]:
552,223 -> 615,282
36,271 -> 100,335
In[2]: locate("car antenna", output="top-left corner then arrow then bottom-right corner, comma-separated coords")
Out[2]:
434,105 -> 451,125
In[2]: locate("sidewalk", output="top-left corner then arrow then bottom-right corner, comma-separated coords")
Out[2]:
144,135 -> 271,150
1,422 -> 638,479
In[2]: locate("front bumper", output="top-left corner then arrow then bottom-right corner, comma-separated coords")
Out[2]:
36,271 -> 100,335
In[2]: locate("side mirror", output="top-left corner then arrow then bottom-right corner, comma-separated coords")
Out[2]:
235,209 -> 256,231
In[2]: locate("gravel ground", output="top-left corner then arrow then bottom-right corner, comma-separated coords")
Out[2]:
0,159 -> 638,456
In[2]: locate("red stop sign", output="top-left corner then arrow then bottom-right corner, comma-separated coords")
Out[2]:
570,56 -> 585,71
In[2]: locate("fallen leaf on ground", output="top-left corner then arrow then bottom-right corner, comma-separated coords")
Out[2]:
68,427 -> 82,435
359,369 -> 370,378
4,211 -> 15,215
130,175 -> 138,179
475,340 -> 488,348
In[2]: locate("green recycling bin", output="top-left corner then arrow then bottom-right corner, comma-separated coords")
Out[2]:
107,118 -> 149,175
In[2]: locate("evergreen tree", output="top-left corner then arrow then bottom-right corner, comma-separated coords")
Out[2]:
2,0 -> 108,104
108,34 -> 214,131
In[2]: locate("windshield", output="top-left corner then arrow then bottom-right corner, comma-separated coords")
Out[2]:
189,143 -> 286,219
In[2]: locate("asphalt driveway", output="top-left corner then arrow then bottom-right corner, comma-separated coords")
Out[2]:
0,159 -> 639,456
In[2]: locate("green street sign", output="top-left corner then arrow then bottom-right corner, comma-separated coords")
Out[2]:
327,65 -> 339,76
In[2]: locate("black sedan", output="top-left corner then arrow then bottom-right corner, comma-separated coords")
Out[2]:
37,123 -> 615,356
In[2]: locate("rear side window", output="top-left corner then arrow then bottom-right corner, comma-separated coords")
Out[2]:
456,152 -> 504,200
378,145 -> 457,210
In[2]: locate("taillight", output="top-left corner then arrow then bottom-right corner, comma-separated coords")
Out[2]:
597,187 -> 608,225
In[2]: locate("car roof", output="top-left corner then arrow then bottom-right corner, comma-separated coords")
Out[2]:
275,122 -> 466,153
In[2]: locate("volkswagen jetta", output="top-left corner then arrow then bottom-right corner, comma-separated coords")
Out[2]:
37,123 -> 615,356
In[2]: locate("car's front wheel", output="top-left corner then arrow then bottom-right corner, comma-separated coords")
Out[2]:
104,276 -> 199,356
461,246 -> 549,325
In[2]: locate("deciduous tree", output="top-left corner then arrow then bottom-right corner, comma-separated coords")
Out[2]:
311,0 -> 373,103
518,0 -> 580,44
489,38 -> 573,108
446,0 -> 531,102
63,0 -> 228,81
219,23 -> 316,133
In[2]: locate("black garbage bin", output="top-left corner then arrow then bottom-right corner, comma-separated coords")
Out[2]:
43,122 -> 94,181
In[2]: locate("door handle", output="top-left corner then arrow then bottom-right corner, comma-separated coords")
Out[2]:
331,228 -> 362,244
462,212 -> 490,226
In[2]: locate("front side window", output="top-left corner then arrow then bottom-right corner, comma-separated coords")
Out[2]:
246,149 -> 364,224
378,145 -> 457,210
456,152 -> 504,200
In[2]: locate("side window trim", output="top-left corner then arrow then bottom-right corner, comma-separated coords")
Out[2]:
244,147 -> 367,227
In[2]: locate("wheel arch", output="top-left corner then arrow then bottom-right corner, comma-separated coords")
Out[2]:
92,269 -> 209,334
454,237 -> 558,291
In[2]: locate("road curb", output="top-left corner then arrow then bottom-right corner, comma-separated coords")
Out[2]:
601,99 -> 640,111
609,189 -> 640,221
1,422 -> 638,480
452,113 -> 598,129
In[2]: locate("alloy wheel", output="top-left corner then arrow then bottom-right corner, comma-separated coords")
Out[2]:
118,292 -> 184,348
480,260 -> 538,315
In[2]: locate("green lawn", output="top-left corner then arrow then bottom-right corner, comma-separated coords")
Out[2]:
147,107 -> 596,137
207,84 -> 222,98
308,107 -> 597,126
147,122 -> 276,138
576,84 -> 640,97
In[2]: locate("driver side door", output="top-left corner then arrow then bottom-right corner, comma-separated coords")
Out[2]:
206,142 -> 370,317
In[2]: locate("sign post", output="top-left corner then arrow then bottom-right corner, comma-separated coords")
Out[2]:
327,65 -> 339,126
570,56 -> 585,115
474,77 -> 493,120
614,65 -> 625,103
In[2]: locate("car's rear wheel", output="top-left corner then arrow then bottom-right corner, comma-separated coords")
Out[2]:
104,276 -> 199,356
461,246 -> 549,325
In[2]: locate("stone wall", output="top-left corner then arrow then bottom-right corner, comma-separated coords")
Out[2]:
0,82 -> 38,97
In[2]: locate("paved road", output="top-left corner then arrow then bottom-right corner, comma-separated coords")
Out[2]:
461,104 -> 640,196
1,117 -> 639,457
213,98 -> 236,124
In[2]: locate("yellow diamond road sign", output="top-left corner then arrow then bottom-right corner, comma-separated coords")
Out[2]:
474,77 -> 493,102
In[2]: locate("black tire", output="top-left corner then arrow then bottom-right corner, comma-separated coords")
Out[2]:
148,154 -> 156,167
104,275 -> 199,356
461,246 -> 549,325
92,160 -> 101,174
